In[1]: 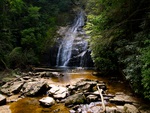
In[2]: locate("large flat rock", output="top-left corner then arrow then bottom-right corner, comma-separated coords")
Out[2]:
110,92 -> 138,105
21,81 -> 47,96
1,81 -> 24,95
0,105 -> 11,113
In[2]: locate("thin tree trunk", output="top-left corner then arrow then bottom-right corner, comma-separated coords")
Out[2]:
1,59 -> 9,70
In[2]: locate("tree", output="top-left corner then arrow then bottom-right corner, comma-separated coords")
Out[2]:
85,0 -> 150,99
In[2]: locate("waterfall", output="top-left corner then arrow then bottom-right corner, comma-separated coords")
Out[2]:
56,10 -> 92,67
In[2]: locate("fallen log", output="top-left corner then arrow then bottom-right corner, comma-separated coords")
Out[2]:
32,67 -> 64,72
97,84 -> 106,113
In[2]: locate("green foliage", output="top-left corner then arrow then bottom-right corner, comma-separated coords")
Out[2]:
0,0 -> 74,68
24,48 -> 39,65
85,0 -> 126,73
89,35 -> 117,72
7,47 -> 39,68
85,0 -> 150,99
141,38 -> 150,99
28,6 -> 41,18
7,47 -> 24,68
21,28 -> 37,49
9,0 -> 25,14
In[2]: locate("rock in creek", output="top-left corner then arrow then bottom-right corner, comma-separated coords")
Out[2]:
1,81 -> 24,96
86,95 -> 98,103
47,85 -> 68,99
7,95 -> 22,103
65,93 -> 86,106
0,105 -> 11,113
0,94 -> 6,105
110,92 -> 138,105
124,104 -> 140,113
40,72 -> 64,78
68,79 -> 106,95
39,97 -> 55,107
21,81 -> 48,96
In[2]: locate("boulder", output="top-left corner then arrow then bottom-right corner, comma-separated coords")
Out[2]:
1,81 -> 24,95
40,72 -> 64,78
87,95 -> 98,102
51,72 -> 60,77
110,92 -> 137,105
116,106 -> 124,113
90,106 -> 101,113
68,85 -> 76,90
48,85 -> 68,99
124,104 -> 140,113
138,105 -> 150,113
68,80 -> 99,94
7,95 -> 22,103
0,105 -> 11,113
69,110 -> 76,113
106,106 -> 117,113
39,97 -> 55,106
48,85 -> 60,94
76,80 -> 97,88
77,83 -> 91,92
21,81 -> 48,96
40,72 -> 47,77
65,93 -> 86,106
0,94 -> 6,105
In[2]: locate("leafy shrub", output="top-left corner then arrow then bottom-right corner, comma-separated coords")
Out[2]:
141,43 -> 150,99
7,47 -> 24,68
24,48 -> 39,65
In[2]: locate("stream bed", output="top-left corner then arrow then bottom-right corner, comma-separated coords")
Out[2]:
0,68 -> 149,113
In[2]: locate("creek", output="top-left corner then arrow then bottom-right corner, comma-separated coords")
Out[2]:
8,68 -> 137,113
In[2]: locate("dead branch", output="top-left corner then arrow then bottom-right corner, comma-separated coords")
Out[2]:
97,84 -> 106,113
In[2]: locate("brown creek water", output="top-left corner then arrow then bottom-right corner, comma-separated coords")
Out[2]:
8,69 -> 140,113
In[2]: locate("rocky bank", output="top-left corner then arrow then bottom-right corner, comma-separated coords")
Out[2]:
0,70 -> 149,113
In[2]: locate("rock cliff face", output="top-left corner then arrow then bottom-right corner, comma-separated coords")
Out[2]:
55,9 -> 93,67
41,1 -> 93,67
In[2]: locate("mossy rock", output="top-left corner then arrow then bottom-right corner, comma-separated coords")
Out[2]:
65,93 -> 86,106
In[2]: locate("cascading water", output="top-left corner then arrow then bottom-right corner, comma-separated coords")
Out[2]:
56,10 -> 93,67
